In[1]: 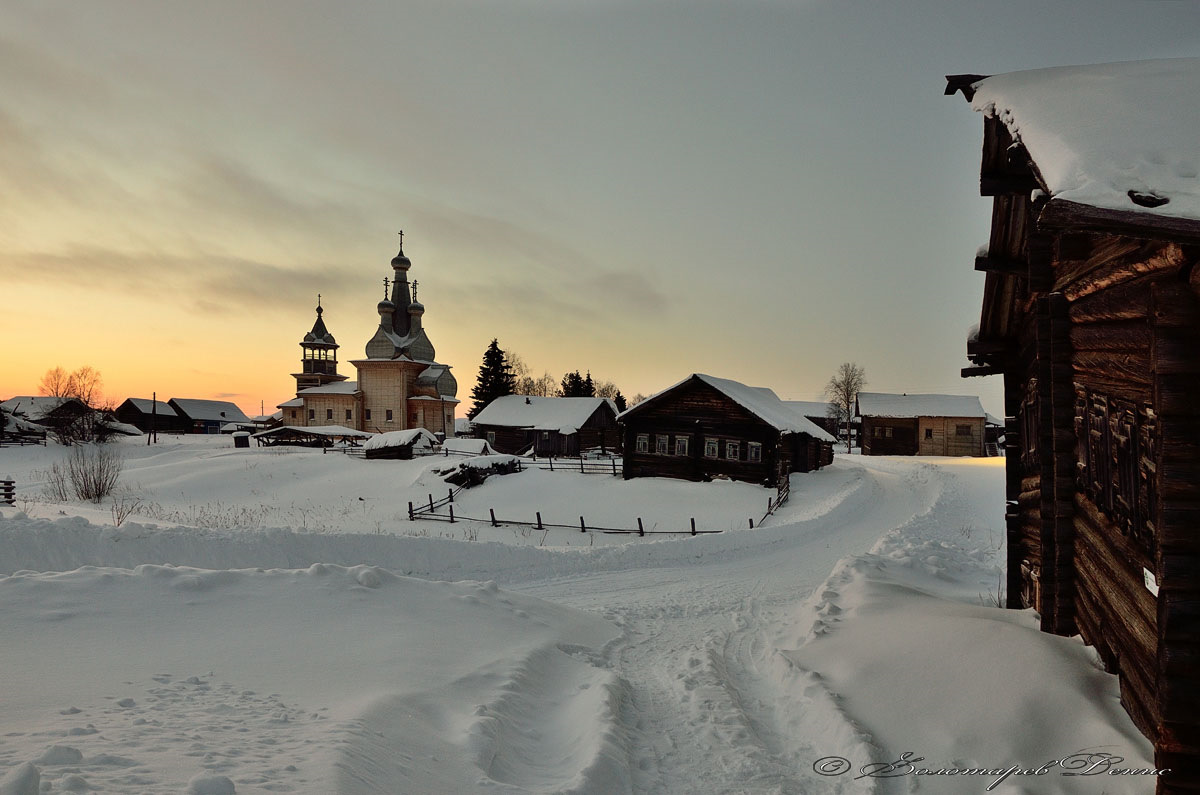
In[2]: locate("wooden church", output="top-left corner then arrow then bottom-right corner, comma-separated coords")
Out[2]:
278,236 -> 459,437
948,60 -> 1200,791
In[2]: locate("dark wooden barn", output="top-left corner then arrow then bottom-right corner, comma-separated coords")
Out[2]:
115,398 -> 188,433
471,396 -> 619,456
949,60 -> 1200,791
619,374 -> 835,486
168,398 -> 252,434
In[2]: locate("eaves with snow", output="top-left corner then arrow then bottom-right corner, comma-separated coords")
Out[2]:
953,58 -> 1200,226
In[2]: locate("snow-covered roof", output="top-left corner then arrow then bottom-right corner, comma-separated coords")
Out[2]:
442,437 -> 498,456
123,398 -> 179,417
98,419 -> 143,436
856,392 -> 986,419
277,398 -> 304,408
0,396 -> 84,421
969,59 -> 1200,222
363,428 -> 438,452
782,400 -> 837,419
472,396 -> 616,434
622,375 -> 835,442
252,424 -> 373,439
169,399 -> 251,424
297,381 -> 359,396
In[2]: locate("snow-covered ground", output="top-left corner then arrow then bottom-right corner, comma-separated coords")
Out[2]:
0,437 -> 1157,794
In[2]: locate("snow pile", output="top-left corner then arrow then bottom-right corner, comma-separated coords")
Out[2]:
972,59 -> 1200,221
441,437 -> 498,456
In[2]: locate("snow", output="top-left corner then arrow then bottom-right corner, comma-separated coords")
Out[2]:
123,398 -> 179,417
442,437 -> 499,456
971,58 -> 1200,221
857,391 -> 986,418
0,397 -> 77,422
0,438 -> 1158,793
472,395 -> 616,432
361,427 -> 437,451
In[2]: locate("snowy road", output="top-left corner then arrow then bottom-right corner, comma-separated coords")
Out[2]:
512,457 -> 962,794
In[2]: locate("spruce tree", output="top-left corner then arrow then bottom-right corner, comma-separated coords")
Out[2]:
559,370 -> 585,397
469,339 -> 516,418
613,390 -> 627,412
583,371 -> 595,398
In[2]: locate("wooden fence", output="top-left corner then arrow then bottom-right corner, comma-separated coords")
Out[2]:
0,480 -> 14,506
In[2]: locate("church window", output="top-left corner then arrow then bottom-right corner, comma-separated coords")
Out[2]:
386,409 -> 393,422
365,409 -> 372,421
290,410 -> 297,419
956,424 -> 972,436
308,409 -> 315,420
326,409 -> 333,420
636,434 -> 649,453
345,409 -> 352,421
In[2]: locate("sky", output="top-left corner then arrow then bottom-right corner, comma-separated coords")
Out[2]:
3,0 -> 1199,418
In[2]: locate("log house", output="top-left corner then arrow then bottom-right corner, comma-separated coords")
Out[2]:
949,60 -> 1200,792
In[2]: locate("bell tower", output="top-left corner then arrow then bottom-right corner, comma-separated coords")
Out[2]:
293,296 -> 348,392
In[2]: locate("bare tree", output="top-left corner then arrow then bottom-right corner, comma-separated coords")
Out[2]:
38,365 -> 110,444
825,362 -> 866,453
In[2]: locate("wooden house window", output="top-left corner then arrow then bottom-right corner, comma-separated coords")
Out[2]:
956,424 -> 972,436
704,439 -> 718,458
636,434 -> 649,453
726,441 -> 740,460
541,431 -> 550,440
487,431 -> 496,445
656,435 -> 669,455
748,442 -> 762,462
924,428 -> 933,440
675,436 -> 689,456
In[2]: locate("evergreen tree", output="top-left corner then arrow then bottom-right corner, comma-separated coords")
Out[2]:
559,370 -> 586,397
469,339 -> 516,418
612,390 -> 627,412
583,371 -> 595,397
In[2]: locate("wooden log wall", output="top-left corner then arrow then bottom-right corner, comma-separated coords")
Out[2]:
1150,279 -> 1200,788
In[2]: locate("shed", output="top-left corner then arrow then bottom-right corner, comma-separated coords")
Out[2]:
855,392 -> 986,456
619,374 -> 835,486
471,396 -> 619,456
363,428 -> 438,460
949,59 -> 1200,789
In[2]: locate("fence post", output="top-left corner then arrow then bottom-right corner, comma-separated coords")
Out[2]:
637,517 -> 644,537
580,516 -> 586,533
408,501 -> 414,520
536,511 -> 543,530
612,458 -> 618,475
490,508 -> 498,527
549,458 -> 554,471
449,488 -> 454,504
579,457 -> 584,473
767,497 -> 773,514
749,518 -> 754,529
690,517 -> 696,536
449,505 -> 455,523
429,494 -> 435,512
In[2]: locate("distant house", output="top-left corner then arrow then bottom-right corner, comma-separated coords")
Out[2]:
0,396 -> 91,434
115,398 -> 188,433
855,392 -> 986,456
168,398 -> 252,434
619,374 -> 835,486
949,59 -> 1200,784
471,396 -> 619,456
